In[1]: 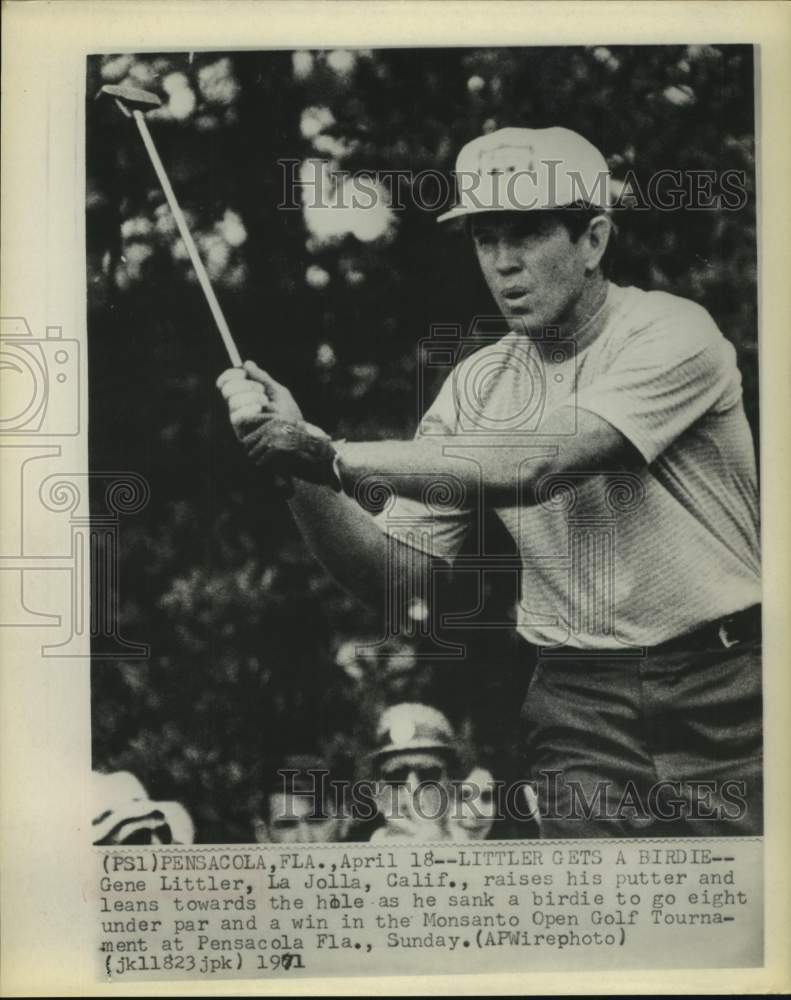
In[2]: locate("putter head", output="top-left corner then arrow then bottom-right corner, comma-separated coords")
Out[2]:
98,84 -> 162,118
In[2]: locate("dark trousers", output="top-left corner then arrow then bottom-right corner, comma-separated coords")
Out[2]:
521,636 -> 762,838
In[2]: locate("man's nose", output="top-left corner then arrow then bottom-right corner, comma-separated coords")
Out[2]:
493,241 -> 521,273
398,770 -> 421,792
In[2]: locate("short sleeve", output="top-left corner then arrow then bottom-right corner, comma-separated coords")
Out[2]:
372,372 -> 473,561
574,301 -> 741,464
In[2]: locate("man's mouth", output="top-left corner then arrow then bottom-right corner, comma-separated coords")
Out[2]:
501,287 -> 530,302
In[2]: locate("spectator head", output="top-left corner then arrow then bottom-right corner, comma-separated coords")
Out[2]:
253,754 -> 349,844
92,770 -> 194,845
371,703 -> 461,826
456,765 -> 498,840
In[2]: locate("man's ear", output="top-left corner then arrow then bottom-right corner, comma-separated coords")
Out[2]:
584,214 -> 612,273
253,817 -> 269,843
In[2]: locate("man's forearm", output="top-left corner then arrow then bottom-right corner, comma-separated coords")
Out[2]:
336,437 -> 556,507
286,479 -> 438,615
287,481 -> 388,601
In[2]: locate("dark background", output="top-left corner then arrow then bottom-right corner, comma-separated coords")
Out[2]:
87,45 -> 758,842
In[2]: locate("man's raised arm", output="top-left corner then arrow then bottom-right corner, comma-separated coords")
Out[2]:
217,363 -> 442,617
286,478 -> 441,616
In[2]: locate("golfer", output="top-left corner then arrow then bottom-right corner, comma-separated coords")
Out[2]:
218,127 -> 761,838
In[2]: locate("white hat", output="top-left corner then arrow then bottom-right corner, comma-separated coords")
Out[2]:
438,126 -> 611,223
372,703 -> 457,761
92,770 -> 195,845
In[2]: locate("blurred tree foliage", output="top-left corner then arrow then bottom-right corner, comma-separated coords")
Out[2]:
88,45 -> 757,842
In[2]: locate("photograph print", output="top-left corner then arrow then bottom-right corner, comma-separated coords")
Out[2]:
86,43 -> 761,848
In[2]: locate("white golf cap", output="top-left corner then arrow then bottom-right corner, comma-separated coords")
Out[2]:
372,703 -> 458,762
438,126 -> 611,223
92,770 -> 195,845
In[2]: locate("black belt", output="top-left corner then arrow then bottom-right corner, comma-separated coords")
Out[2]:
652,604 -> 761,655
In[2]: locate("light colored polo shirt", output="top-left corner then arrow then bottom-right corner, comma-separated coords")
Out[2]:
375,282 -> 761,648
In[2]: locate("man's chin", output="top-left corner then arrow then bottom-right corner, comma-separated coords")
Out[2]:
501,303 -> 547,331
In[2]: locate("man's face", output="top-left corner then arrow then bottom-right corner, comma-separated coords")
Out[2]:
378,751 -> 450,787
457,766 -> 497,841
471,212 -> 591,330
376,751 -> 451,822
262,792 -> 342,844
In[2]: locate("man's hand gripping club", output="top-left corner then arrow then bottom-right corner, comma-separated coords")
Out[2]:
216,362 -> 342,490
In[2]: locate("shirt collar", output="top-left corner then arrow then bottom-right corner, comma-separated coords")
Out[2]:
566,281 -> 616,350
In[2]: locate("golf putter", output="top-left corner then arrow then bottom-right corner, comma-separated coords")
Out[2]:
99,83 -> 292,494
99,84 -> 243,367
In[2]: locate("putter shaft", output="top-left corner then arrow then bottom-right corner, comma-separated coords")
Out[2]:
132,109 -> 243,368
